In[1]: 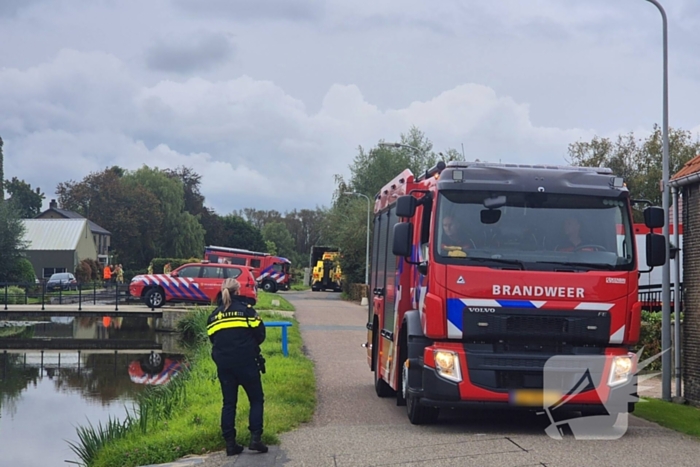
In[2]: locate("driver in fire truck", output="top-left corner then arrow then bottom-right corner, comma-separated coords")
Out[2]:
554,216 -> 601,252
440,215 -> 476,254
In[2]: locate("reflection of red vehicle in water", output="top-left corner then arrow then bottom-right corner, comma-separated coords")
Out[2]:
128,353 -> 187,385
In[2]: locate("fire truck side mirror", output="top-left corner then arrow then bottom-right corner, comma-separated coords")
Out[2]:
645,233 -> 666,267
396,196 -> 417,218
643,206 -> 664,229
393,222 -> 414,258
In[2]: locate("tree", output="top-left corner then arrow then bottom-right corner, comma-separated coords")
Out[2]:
262,222 -> 295,260
57,167 -> 164,268
322,193 -> 368,287
0,136 -> 4,201
234,208 -> 283,231
123,166 -> 205,259
568,125 -> 700,207
4,177 -> 45,218
349,126 -> 438,198
282,208 -> 326,260
165,166 -> 206,217
200,209 -> 227,247
324,127 -> 444,287
220,215 -> 266,252
0,201 -> 27,282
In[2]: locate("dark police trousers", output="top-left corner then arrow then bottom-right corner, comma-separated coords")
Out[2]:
218,362 -> 264,442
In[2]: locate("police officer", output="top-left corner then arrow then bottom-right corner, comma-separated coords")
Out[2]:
207,278 -> 268,455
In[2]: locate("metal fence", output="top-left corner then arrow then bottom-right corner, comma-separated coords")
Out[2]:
639,284 -> 683,313
0,281 -> 136,311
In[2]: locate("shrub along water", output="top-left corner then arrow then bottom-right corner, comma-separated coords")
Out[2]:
70,299 -> 315,467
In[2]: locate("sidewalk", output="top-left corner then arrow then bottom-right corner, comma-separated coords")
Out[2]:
637,373 -> 683,400
140,294 -> 690,467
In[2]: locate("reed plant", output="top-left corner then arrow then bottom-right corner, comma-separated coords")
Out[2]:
69,303 -> 314,467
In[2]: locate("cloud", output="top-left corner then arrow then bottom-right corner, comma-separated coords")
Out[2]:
145,31 -> 235,73
173,0 -> 325,21
0,49 -> 607,215
0,0 -> 42,17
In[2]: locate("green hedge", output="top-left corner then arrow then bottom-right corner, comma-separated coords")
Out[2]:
149,258 -> 202,274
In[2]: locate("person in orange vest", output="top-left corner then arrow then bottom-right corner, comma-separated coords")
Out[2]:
163,262 -> 172,275
103,264 -> 112,288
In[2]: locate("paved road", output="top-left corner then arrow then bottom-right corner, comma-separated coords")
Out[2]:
183,291 -> 700,467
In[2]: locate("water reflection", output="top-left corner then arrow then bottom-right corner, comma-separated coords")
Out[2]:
0,316 -> 186,467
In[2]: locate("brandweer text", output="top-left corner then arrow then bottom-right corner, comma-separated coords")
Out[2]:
492,285 -> 585,298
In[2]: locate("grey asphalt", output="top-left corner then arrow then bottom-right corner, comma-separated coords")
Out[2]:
159,291 -> 700,467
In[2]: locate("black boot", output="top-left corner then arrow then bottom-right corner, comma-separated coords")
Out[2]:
226,439 -> 244,456
248,432 -> 268,453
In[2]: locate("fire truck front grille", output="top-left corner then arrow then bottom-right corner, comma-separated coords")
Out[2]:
461,308 -> 611,345
506,316 -> 568,335
466,350 -> 604,392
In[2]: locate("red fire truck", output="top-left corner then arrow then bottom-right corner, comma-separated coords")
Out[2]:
366,161 -> 665,424
203,246 -> 291,293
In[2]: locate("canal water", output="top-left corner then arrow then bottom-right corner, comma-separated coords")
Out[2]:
0,316 -> 186,467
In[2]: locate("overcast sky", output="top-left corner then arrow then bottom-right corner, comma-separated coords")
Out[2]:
1,0 -> 699,215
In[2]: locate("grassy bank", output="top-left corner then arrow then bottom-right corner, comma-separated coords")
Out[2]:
634,397 -> 700,438
78,304 -> 315,467
256,291 -> 295,311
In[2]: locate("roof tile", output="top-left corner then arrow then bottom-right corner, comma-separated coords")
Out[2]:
671,154 -> 700,181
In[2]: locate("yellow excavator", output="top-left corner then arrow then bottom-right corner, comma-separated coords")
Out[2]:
311,249 -> 342,292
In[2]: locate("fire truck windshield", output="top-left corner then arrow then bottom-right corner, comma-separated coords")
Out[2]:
435,190 -> 634,271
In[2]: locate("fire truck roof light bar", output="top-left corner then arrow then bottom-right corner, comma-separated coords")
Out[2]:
445,161 -> 613,175
417,161 -> 446,181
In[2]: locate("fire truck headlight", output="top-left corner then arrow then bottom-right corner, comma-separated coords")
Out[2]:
434,350 -> 462,383
608,355 -> 633,387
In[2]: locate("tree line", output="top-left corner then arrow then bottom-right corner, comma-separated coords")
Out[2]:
0,143 -> 328,279
2,124 -> 699,284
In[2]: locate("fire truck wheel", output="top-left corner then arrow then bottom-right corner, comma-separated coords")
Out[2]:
396,354 -> 407,407
145,288 -> 165,308
262,280 -> 277,293
406,393 -> 440,425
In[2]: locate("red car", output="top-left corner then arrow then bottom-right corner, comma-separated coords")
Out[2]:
129,262 -> 257,308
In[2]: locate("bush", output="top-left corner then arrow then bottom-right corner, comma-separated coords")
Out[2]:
0,285 -> 26,304
10,258 -> 36,284
343,283 -> 368,302
84,258 -> 101,281
75,260 -> 92,283
633,310 -> 669,372
150,258 -> 201,274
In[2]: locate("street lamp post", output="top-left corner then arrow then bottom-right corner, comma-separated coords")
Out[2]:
645,0 -> 672,402
378,142 -> 423,153
344,191 -> 371,287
